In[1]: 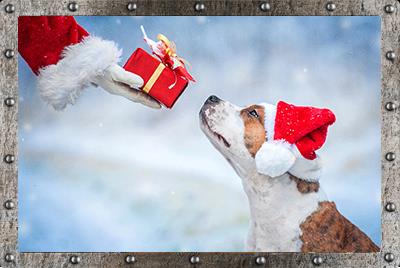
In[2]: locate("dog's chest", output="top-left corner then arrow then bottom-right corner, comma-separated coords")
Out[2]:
243,173 -> 322,251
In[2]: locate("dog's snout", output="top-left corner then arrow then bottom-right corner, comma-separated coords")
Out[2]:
200,95 -> 225,117
207,95 -> 221,104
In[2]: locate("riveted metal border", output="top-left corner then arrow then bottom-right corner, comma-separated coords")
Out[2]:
0,0 -> 398,267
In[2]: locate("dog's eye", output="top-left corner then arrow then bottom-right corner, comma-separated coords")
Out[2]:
248,110 -> 259,118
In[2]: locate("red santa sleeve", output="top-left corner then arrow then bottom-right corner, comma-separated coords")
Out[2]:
18,16 -> 121,110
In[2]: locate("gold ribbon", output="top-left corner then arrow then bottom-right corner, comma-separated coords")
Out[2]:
157,33 -> 189,66
157,34 -> 176,57
143,63 -> 165,93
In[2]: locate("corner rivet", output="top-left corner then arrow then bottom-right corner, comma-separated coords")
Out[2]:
194,2 -> 205,12
384,4 -> 396,13
326,2 -> 336,11
260,2 -> 271,11
125,255 -> 136,264
4,97 -> 16,107
385,202 -> 396,212
4,200 -> 15,210
68,2 -> 78,12
385,152 -> 396,162
385,102 -> 396,111
255,256 -> 266,265
312,256 -> 323,266
127,2 -> 137,11
384,253 -> 394,262
4,154 -> 15,164
386,51 -> 396,60
190,256 -> 200,264
4,49 -> 15,59
70,255 -> 81,264
4,253 -> 15,262
5,3 -> 15,13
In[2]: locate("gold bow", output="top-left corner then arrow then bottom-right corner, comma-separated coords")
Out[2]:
157,33 -> 190,67
157,33 -> 176,57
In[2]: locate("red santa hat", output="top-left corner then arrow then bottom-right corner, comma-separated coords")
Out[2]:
18,16 -> 121,110
255,101 -> 336,180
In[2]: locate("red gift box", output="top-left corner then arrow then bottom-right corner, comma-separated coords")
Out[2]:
123,48 -> 188,108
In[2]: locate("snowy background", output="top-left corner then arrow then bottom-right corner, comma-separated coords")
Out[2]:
18,16 -> 381,252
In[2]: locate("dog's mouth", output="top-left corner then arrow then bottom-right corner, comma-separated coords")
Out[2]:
200,113 -> 231,148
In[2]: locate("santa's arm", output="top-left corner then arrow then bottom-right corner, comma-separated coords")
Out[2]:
18,16 -> 160,110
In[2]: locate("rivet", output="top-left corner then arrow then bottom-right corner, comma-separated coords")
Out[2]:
312,256 -> 323,266
70,255 -> 81,264
4,97 -> 16,107
68,2 -> 78,12
384,253 -> 395,262
386,152 -> 396,162
125,255 -> 136,264
4,200 -> 15,210
190,256 -> 200,264
260,2 -> 271,11
4,49 -> 15,59
385,4 -> 396,13
4,3 -> 15,13
326,2 -> 336,11
255,256 -> 266,265
385,202 -> 396,212
386,51 -> 396,60
385,102 -> 397,111
4,253 -> 15,262
127,2 -> 137,11
4,154 -> 15,164
194,2 -> 205,12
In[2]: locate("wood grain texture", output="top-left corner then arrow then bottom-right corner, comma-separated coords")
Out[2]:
9,0 -> 392,16
0,1 -> 19,268
381,1 -> 400,268
18,252 -> 380,268
0,0 -> 398,267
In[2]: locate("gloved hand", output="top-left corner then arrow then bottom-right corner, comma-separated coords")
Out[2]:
92,64 -> 161,109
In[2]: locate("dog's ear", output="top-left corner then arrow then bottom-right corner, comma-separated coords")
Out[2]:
255,141 -> 296,177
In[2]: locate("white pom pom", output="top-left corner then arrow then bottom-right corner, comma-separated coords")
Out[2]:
255,141 -> 296,177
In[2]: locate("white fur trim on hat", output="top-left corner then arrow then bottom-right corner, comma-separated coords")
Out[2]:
261,103 -> 276,141
289,146 -> 323,181
37,36 -> 122,110
255,140 -> 296,178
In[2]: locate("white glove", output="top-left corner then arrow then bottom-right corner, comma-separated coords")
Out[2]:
92,64 -> 161,109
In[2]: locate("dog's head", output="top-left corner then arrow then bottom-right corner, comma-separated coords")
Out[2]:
200,95 -> 335,180
199,95 -> 268,177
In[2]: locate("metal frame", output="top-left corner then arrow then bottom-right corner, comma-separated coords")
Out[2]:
0,0 -> 398,267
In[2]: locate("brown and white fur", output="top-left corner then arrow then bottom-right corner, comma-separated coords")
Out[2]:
199,95 -> 379,252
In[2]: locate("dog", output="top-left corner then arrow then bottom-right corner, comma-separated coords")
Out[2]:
199,95 -> 379,252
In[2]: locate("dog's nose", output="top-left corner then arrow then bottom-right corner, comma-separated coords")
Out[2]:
207,95 -> 221,104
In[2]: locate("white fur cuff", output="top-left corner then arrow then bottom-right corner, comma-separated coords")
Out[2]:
37,36 -> 122,110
